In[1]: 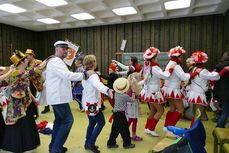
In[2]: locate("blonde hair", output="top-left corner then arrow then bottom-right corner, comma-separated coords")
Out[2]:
128,72 -> 142,96
83,54 -> 96,70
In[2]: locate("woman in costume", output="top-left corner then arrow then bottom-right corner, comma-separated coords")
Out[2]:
187,51 -> 228,123
140,47 -> 170,136
162,46 -> 190,130
0,50 -> 41,153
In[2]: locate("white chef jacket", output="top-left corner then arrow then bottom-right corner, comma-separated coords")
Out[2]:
46,57 -> 83,105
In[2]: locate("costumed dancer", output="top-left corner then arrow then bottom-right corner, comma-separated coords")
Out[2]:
72,53 -> 85,111
82,55 -> 113,153
183,58 -> 196,120
107,78 -> 135,149
100,63 -> 119,107
112,56 -> 141,76
0,51 -> 41,153
126,72 -> 143,141
186,51 -> 227,126
162,46 -> 190,130
0,66 -> 13,149
25,49 -> 43,118
141,47 -> 170,136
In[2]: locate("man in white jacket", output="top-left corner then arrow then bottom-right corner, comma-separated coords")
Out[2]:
46,40 -> 87,153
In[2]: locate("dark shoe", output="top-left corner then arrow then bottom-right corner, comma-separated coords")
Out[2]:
62,147 -> 68,152
123,144 -> 135,149
84,144 -> 99,150
41,106 -> 50,114
107,144 -> 119,148
101,105 -> 106,111
85,145 -> 100,153
49,147 -> 67,153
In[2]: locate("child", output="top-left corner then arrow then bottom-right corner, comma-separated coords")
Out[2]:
100,63 -> 119,107
107,78 -> 135,149
126,72 -> 143,141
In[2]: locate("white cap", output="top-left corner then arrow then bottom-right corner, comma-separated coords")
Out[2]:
0,66 -> 6,71
54,40 -> 69,48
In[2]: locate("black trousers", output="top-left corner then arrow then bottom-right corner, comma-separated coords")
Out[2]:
107,112 -> 131,147
0,108 -> 5,148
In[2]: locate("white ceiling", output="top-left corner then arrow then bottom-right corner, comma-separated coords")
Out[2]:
0,0 -> 228,32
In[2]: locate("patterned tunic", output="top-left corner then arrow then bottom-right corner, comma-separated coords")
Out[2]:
1,68 -> 42,125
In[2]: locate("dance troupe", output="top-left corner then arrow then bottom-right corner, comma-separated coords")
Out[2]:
0,41 -> 229,153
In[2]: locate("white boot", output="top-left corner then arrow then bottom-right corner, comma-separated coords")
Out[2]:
163,127 -> 168,132
148,130 -> 159,137
144,128 -> 150,134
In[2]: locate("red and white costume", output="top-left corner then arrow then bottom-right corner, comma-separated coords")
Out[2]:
162,46 -> 190,99
141,47 -> 170,137
140,63 -> 170,104
141,47 -> 170,104
186,51 -> 220,105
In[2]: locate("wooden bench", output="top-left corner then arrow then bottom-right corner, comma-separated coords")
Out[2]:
152,137 -> 175,153
213,128 -> 229,153
223,144 -> 229,153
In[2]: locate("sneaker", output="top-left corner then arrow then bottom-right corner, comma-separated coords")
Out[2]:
163,127 -> 168,132
123,144 -> 135,149
41,106 -> 50,114
148,130 -> 159,137
107,144 -> 119,148
144,128 -> 150,134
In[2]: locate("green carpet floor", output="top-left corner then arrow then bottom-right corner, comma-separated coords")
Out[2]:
33,101 -> 220,153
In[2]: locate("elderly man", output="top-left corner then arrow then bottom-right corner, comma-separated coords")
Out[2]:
46,40 -> 88,153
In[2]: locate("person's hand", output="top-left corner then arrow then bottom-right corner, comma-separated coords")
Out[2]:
87,70 -> 94,76
34,99 -> 40,106
196,68 -> 202,73
10,65 -> 15,71
224,66 -> 229,71
112,60 -> 117,64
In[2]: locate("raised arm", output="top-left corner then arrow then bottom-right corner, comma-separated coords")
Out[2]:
199,69 -> 220,81
152,66 -> 170,80
48,58 -> 83,81
112,60 -> 130,71
173,65 -> 190,81
89,74 -> 110,96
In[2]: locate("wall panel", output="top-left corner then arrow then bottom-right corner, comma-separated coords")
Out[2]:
0,14 -> 226,74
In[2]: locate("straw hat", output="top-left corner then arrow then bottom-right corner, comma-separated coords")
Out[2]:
25,49 -> 36,57
113,78 -> 130,94
10,50 -> 26,66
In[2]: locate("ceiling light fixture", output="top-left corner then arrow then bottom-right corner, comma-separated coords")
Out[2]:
164,0 -> 191,10
36,0 -> 68,7
37,18 -> 60,24
71,13 -> 95,20
112,6 -> 137,16
0,3 -> 26,13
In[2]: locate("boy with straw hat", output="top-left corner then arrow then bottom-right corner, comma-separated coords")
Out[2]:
107,77 -> 135,149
